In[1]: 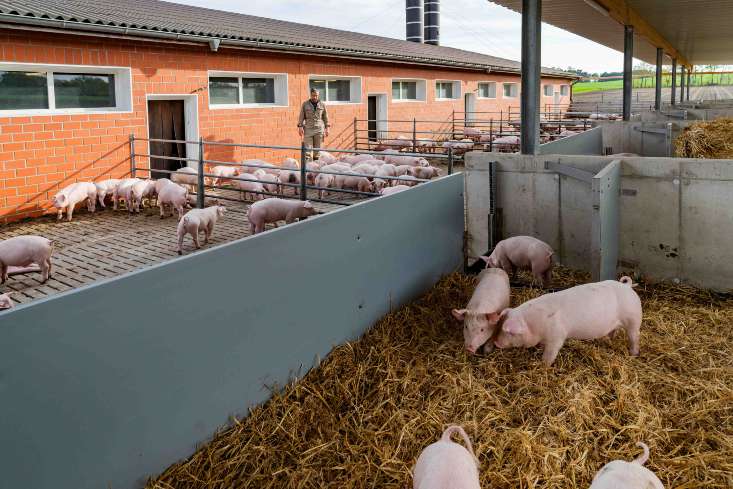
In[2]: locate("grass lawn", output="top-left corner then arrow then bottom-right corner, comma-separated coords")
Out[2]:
574,73 -> 733,94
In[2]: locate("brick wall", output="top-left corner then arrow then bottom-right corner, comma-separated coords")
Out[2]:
0,30 -> 572,222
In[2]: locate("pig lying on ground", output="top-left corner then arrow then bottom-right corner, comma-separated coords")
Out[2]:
413,425 -> 480,489
94,179 -> 121,208
0,292 -> 14,309
157,180 -> 189,219
52,182 -> 97,221
452,268 -> 510,354
481,236 -> 553,287
590,443 -> 664,489
493,276 -> 642,366
248,198 -> 317,234
0,235 -> 53,283
176,205 -> 226,255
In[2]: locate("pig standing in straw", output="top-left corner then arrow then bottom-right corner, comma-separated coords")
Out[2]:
452,268 -> 510,355
413,425 -> 480,489
493,276 -> 642,366
481,235 -> 554,287
176,205 -> 226,255
589,442 -> 664,489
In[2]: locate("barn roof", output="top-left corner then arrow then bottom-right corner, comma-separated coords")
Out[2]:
0,0 -> 574,78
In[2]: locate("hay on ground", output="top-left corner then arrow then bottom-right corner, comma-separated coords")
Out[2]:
674,117 -> 733,158
148,268 -> 733,489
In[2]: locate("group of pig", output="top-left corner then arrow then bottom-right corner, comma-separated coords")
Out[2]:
415,235 -> 658,488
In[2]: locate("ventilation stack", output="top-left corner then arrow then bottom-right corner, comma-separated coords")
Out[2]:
406,0 -> 423,43
423,0 -> 440,45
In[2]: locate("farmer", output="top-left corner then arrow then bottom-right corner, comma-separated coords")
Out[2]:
298,88 -> 330,161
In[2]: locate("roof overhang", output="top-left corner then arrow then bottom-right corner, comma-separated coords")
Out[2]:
489,0 -> 733,66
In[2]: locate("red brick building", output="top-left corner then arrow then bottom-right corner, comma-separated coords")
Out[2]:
0,0 -> 574,222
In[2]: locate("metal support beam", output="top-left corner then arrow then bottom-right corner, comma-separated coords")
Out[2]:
671,58 -> 677,106
623,25 -> 634,121
520,0 -> 541,155
654,47 -> 663,111
680,66 -> 685,103
687,68 -> 691,101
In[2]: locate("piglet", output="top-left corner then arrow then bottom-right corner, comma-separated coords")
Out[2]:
112,178 -> 141,210
590,443 -> 664,489
94,179 -> 121,208
131,179 -> 157,213
413,425 -> 480,489
410,166 -> 441,179
0,292 -> 15,309
176,205 -> 226,255
0,235 -> 53,283
481,236 -> 553,287
157,180 -> 189,219
235,173 -> 266,201
493,276 -> 642,366
452,268 -> 510,354
210,165 -> 239,186
52,182 -> 97,221
248,198 -> 317,234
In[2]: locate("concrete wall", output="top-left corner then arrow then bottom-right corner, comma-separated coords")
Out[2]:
539,126 -> 603,155
0,174 -> 464,489
465,153 -> 733,290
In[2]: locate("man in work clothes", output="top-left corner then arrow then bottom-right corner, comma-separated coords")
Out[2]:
298,88 -> 330,161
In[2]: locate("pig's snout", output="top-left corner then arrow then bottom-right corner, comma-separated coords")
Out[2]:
465,346 -> 477,355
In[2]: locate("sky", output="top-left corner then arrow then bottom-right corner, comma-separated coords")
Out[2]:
173,0 -> 627,74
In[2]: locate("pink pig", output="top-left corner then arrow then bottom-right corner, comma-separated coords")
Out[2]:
248,198 -> 317,234
481,236 -> 554,287
52,182 -> 98,221
493,276 -> 642,366
0,292 -> 14,309
0,235 -> 54,283
157,180 -> 189,219
413,425 -> 480,489
176,205 -> 226,255
452,268 -> 510,354
590,442 -> 664,489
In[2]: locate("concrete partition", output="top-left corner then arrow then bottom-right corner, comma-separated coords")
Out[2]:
539,126 -> 603,155
0,175 -> 464,489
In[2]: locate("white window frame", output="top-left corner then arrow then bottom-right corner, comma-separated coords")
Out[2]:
560,84 -> 570,96
477,82 -> 496,99
435,80 -> 461,100
308,75 -> 362,104
543,84 -> 554,97
503,83 -> 519,98
208,71 -> 288,109
391,78 -> 427,102
0,62 -> 132,117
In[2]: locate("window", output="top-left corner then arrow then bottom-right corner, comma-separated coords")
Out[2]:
478,82 -> 496,98
308,76 -> 361,103
543,85 -> 554,97
503,83 -> 518,98
0,63 -> 131,115
209,73 -> 286,107
561,84 -> 570,96
391,79 -> 426,101
436,80 -> 460,99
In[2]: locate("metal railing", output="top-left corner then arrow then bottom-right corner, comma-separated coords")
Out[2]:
130,135 -> 452,209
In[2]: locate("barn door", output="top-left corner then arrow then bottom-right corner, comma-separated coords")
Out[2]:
367,96 -> 377,141
148,100 -> 186,179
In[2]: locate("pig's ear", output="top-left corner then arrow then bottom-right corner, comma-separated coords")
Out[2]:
451,309 -> 467,322
486,311 -> 501,324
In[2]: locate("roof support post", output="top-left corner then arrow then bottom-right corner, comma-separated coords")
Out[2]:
680,66 -> 685,103
686,68 -> 691,101
623,24 -> 633,121
671,58 -> 677,106
520,0 -> 541,155
654,47 -> 663,111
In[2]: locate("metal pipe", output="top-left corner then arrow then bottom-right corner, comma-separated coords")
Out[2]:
686,68 -> 691,101
412,118 -> 417,152
300,143 -> 307,199
520,0 -> 541,155
655,47 -> 663,111
671,58 -> 677,106
623,24 -> 633,121
197,137 -> 205,209
129,134 -> 136,178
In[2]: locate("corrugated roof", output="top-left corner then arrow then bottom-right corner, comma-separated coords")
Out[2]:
0,0 -> 573,77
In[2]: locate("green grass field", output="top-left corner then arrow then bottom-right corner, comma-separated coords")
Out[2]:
574,73 -> 733,94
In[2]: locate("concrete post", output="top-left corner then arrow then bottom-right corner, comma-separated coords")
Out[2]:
623,25 -> 634,121
671,58 -> 677,106
655,47 -> 663,111
520,0 -> 541,155
687,67 -> 691,100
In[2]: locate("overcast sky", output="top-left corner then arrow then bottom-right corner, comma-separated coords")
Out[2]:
174,0 -> 626,73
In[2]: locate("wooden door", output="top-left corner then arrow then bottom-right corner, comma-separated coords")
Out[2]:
148,100 -> 186,179
367,96 -> 377,142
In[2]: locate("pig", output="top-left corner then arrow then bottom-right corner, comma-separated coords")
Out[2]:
244,159 -> 278,175
372,178 -> 388,193
452,268 -> 510,354
52,182 -> 97,221
413,425 -> 480,489
210,165 -> 239,186
157,180 -> 189,219
320,163 -> 352,174
112,178 -> 140,210
0,292 -> 14,309
94,179 -> 121,208
317,150 -> 338,164
334,171 -> 373,193
410,166 -> 441,179
493,276 -> 642,366
373,149 -> 399,160
305,161 -> 322,185
384,155 -> 430,167
235,173 -> 266,201
492,135 -> 521,147
396,175 -> 420,187
352,163 -> 378,177
131,179 -> 157,213
281,157 -> 299,170
314,172 -> 335,199
0,235 -> 53,283
339,153 -> 374,165
481,236 -> 553,287
380,185 -> 411,196
259,173 -> 280,194
171,167 -> 199,192
253,169 -> 267,179
589,443 -> 664,489
278,169 -> 300,195
248,198 -> 318,234
395,165 -> 413,177
176,205 -> 226,255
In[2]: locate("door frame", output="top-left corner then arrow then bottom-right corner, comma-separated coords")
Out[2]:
367,93 -> 388,139
464,92 -> 477,127
145,94 -> 199,167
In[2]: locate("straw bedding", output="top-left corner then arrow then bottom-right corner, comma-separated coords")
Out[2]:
148,268 -> 733,489
674,118 -> 733,159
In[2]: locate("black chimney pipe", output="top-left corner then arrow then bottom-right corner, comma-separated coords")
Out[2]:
406,0 -> 423,43
424,0 -> 439,45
